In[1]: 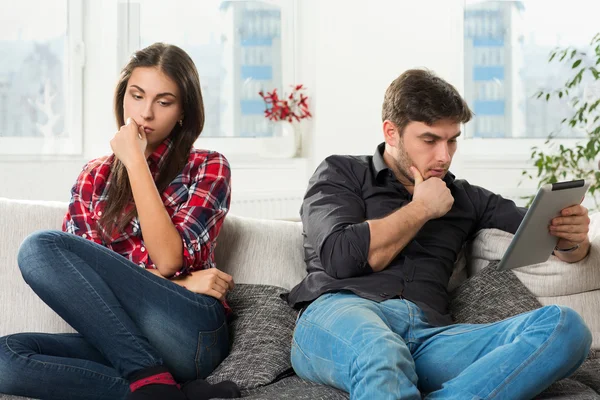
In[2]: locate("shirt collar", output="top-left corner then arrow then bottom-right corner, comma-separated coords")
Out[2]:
147,136 -> 174,170
372,142 -> 389,181
372,142 -> 456,185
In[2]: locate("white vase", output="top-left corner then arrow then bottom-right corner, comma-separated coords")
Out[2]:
259,121 -> 301,158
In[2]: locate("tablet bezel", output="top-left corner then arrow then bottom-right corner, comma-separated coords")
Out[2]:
496,179 -> 590,271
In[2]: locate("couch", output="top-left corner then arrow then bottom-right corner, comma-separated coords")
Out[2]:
1,197 -> 600,399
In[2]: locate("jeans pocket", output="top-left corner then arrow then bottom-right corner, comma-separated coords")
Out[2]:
195,320 -> 230,379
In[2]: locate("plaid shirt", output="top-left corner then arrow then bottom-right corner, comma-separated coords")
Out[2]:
63,137 -> 232,310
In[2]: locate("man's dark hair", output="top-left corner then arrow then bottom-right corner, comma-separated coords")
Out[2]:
381,69 -> 473,134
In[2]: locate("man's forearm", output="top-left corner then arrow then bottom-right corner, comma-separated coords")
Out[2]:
366,202 -> 431,272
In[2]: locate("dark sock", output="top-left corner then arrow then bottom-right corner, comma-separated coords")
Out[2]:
181,378 -> 241,399
127,365 -> 187,400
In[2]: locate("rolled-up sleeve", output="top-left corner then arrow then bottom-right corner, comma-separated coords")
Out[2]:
62,163 -> 103,245
302,156 -> 372,279
171,152 -> 231,276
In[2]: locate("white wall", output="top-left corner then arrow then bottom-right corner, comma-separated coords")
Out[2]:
304,0 -> 465,171
1,0 -> 538,212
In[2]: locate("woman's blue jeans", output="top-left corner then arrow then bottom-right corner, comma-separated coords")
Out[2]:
0,230 -> 229,400
291,292 -> 592,400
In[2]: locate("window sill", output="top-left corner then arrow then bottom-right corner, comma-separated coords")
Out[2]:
227,156 -> 308,170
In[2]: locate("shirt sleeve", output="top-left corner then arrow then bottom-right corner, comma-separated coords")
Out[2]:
469,184 -> 527,235
302,156 -> 372,279
170,152 -> 231,276
62,163 -> 103,245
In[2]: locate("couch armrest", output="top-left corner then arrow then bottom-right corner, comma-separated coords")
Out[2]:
467,212 -> 600,297
0,198 -> 75,336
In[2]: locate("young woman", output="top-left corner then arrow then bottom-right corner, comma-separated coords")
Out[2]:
0,43 -> 240,400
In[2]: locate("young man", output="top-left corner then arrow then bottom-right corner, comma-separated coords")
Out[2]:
285,69 -> 593,399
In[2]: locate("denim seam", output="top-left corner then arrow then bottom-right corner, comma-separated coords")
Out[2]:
296,319 -> 360,358
194,319 -> 226,378
484,306 -> 565,399
52,236 -> 160,366
291,337 -> 311,362
3,335 -> 127,384
381,300 -> 418,348
436,318 -> 507,336
406,301 -> 416,345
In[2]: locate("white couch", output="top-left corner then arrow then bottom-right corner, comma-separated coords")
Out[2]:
1,197 -> 600,397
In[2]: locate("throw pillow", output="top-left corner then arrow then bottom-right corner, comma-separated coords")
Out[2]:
449,261 -> 543,324
207,284 -> 298,390
238,375 -> 349,400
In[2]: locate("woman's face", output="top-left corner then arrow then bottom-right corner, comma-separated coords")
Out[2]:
123,66 -> 183,154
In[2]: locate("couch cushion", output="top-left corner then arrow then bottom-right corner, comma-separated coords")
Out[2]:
214,216 -> 307,290
237,375 -> 348,400
449,261 -> 543,324
207,284 -> 298,390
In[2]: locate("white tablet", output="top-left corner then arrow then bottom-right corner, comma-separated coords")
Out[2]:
497,179 -> 590,271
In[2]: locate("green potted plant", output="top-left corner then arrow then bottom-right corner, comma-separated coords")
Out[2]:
522,33 -> 600,209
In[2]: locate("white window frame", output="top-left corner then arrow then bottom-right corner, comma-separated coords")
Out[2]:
0,0 -> 84,157
459,0 -> 581,169
122,0 -> 298,158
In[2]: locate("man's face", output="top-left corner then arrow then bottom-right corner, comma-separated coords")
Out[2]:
384,119 -> 461,188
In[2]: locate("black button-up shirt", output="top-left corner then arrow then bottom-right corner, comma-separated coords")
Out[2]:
285,143 -> 526,326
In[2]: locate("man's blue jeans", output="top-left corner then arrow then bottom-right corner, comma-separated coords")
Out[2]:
291,292 -> 592,400
0,230 -> 229,400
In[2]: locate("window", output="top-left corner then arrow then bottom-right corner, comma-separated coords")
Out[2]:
463,0 -> 600,142
124,0 -> 296,155
0,0 -> 83,156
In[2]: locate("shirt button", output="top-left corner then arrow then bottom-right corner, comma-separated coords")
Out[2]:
141,246 -> 146,252
133,227 -> 138,232
82,233 -> 87,239
97,211 -> 102,216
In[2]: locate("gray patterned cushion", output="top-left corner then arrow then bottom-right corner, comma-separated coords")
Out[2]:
237,375 -> 348,400
207,284 -> 298,390
449,260 -> 543,324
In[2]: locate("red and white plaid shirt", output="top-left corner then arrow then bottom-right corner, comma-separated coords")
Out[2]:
63,137 -> 232,309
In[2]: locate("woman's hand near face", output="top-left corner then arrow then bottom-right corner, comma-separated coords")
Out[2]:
110,118 -> 147,169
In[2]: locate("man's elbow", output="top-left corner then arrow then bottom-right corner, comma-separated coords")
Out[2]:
319,230 -> 371,279
366,252 -> 388,272
321,256 -> 372,279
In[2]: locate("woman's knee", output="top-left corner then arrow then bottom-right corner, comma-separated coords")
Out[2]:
17,230 -> 66,283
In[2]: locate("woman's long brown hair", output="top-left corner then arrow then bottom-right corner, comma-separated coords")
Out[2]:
98,42 -> 205,240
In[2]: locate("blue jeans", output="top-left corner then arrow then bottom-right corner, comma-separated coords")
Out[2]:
291,292 -> 592,400
0,230 -> 229,400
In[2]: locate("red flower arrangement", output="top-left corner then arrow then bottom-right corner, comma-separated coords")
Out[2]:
258,84 -> 311,122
